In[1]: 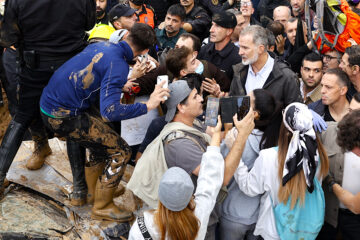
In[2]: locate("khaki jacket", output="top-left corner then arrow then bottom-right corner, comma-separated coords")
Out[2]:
321,122 -> 344,228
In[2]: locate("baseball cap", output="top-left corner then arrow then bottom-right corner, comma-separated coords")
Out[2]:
158,167 -> 194,212
109,4 -> 136,23
165,80 -> 192,122
212,11 -> 237,29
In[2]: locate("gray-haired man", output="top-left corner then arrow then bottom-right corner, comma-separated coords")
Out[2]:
230,25 -> 301,108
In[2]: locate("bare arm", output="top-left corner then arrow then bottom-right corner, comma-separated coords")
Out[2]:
333,184 -> 360,214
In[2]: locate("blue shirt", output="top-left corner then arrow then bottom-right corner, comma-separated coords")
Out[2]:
40,41 -> 147,122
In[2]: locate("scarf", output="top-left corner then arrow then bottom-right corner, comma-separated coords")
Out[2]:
282,103 -> 318,193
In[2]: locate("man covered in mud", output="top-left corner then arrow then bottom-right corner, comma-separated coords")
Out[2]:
39,23 -> 169,222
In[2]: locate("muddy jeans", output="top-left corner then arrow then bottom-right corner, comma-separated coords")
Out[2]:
41,112 -> 131,188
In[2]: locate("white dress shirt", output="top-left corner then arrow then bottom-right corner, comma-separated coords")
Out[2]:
245,54 -> 274,94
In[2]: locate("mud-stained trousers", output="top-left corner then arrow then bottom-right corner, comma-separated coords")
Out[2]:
41,112 -> 132,188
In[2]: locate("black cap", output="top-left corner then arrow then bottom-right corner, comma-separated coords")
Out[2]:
109,4 -> 136,22
212,12 -> 237,29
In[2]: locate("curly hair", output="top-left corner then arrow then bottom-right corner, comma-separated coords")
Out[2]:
337,109 -> 360,152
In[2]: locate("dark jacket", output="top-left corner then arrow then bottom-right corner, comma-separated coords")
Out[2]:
229,54 -> 302,108
308,100 -> 326,117
1,0 -> 96,54
198,41 -> 242,81
198,0 -> 231,14
185,5 -> 211,41
134,60 -> 231,96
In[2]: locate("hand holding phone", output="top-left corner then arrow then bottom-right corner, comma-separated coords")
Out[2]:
157,75 -> 169,100
205,97 -> 220,126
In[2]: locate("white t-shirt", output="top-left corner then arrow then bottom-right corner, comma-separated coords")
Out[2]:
121,95 -> 160,146
340,151 -> 360,208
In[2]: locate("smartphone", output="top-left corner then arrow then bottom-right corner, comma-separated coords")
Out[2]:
219,96 -> 250,123
237,96 -> 250,120
138,53 -> 148,63
205,97 -> 220,126
157,75 -> 169,100
220,97 -> 237,124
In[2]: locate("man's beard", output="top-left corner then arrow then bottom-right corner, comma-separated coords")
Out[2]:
165,25 -> 175,34
96,8 -> 105,18
242,52 -> 259,65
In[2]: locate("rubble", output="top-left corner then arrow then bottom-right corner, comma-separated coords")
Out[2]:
0,138 -> 143,239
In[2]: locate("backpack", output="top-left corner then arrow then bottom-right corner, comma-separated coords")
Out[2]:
271,149 -> 325,240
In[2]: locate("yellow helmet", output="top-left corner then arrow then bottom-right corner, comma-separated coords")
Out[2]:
88,24 -> 115,42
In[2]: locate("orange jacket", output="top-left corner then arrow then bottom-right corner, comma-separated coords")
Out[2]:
137,4 -> 155,29
315,0 -> 360,53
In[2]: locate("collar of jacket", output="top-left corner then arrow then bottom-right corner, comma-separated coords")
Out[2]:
234,52 -> 288,93
205,40 -> 235,58
118,41 -> 134,63
137,4 -> 148,16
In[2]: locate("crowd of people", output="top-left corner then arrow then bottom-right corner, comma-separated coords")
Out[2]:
0,0 -> 359,239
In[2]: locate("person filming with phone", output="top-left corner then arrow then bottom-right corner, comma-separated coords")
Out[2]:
128,79 -> 255,239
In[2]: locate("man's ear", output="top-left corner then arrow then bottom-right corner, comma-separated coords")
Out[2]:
352,65 -> 360,75
227,28 -> 234,37
179,69 -> 187,78
177,103 -> 185,113
340,86 -> 348,96
258,44 -> 265,54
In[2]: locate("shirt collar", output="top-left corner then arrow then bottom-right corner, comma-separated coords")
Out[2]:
248,54 -> 274,77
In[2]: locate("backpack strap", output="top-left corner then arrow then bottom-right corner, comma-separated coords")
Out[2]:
137,215 -> 153,240
163,130 -> 206,152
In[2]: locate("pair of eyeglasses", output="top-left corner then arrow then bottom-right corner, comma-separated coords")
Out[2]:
322,55 -> 338,61
240,1 -> 252,7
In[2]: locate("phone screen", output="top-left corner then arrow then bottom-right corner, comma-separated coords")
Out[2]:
220,97 -> 237,124
237,96 -> 250,120
205,97 -> 220,127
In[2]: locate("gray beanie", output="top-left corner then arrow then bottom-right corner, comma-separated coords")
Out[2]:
158,167 -> 194,211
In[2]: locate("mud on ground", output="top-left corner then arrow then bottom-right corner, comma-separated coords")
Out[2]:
0,90 -> 11,142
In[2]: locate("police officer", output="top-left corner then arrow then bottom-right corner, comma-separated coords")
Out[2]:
180,0 -> 211,41
0,0 -> 96,199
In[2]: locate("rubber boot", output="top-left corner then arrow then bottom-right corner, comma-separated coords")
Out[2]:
26,139 -> 52,170
67,140 -> 87,206
91,179 -> 133,222
0,120 -> 27,200
113,184 -> 126,198
85,162 -> 106,204
0,175 -> 6,200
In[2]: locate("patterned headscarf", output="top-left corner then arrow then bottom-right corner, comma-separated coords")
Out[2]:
282,103 -> 319,193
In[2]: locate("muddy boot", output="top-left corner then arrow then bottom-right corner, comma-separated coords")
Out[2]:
85,162 -> 106,204
67,140 -> 87,206
0,120 -> 27,200
0,175 -> 6,200
91,179 -> 133,222
113,184 -> 126,198
26,139 -> 52,170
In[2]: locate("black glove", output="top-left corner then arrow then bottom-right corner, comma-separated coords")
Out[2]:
324,172 -> 336,193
